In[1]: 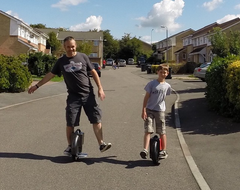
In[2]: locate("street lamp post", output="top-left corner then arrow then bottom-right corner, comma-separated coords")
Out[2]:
151,29 -> 154,45
161,25 -> 168,64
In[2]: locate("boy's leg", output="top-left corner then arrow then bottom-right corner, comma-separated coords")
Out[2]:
160,134 -> 167,150
156,111 -> 168,159
143,132 -> 151,150
140,132 -> 151,159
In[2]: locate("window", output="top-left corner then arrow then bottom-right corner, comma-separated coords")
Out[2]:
89,53 -> 98,57
183,53 -> 186,59
93,40 -> 99,46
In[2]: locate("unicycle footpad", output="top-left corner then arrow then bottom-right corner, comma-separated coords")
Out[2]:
150,135 -> 160,165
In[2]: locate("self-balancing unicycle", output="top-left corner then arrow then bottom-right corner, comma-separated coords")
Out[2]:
71,129 -> 87,161
150,135 -> 162,165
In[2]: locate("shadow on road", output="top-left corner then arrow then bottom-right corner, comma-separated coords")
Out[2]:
176,87 -> 206,94
178,97 -> 240,135
0,152 -> 161,168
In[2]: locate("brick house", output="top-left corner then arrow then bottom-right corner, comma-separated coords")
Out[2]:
0,10 -> 48,56
182,17 -> 240,64
0,10 -> 104,66
155,28 -> 194,63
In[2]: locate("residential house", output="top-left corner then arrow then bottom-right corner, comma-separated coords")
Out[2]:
155,28 -> 194,63
182,17 -> 240,64
0,10 -> 48,56
37,29 -> 104,66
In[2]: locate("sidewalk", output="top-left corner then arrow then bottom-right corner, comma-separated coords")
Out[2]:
168,76 -> 240,190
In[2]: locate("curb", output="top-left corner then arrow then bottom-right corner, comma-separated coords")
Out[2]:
172,88 -> 211,190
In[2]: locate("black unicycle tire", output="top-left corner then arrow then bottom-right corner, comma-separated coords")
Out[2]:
71,133 -> 82,161
151,141 -> 159,165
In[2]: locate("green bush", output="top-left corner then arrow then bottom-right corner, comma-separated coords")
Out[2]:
28,52 -> 57,76
225,61 -> 240,120
205,55 -> 239,117
0,55 -> 32,92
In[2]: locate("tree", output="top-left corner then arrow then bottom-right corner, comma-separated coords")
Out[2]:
210,27 -> 229,58
76,41 -> 93,56
30,23 -> 46,28
103,30 -> 119,59
46,32 -> 61,56
229,30 -> 240,56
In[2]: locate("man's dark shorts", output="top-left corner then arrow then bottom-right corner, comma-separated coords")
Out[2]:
65,91 -> 102,127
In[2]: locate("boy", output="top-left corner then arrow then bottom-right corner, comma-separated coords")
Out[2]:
140,65 -> 171,159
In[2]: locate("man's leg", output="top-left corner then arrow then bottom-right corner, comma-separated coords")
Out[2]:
63,126 -> 74,156
93,122 -> 111,152
66,126 -> 74,145
92,122 -> 103,145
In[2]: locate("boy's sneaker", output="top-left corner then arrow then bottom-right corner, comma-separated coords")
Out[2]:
159,150 -> 168,159
140,149 -> 148,159
63,146 -> 71,156
100,142 -> 112,152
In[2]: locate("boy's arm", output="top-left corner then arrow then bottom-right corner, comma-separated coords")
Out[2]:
142,92 -> 150,120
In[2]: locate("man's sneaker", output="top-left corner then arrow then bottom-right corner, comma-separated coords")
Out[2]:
100,142 -> 112,152
159,150 -> 168,159
140,149 -> 148,159
63,146 -> 71,156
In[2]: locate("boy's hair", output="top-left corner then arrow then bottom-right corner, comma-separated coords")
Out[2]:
157,64 -> 169,72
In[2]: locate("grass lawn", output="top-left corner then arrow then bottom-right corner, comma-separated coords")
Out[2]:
32,75 -> 64,82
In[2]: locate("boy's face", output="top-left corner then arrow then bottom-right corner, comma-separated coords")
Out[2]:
157,68 -> 169,79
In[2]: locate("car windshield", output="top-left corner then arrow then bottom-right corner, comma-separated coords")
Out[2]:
200,62 -> 211,68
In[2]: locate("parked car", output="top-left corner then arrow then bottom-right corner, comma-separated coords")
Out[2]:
106,58 -> 114,66
193,62 -> 211,81
127,58 -> 134,65
88,62 -> 101,77
118,59 -> 126,67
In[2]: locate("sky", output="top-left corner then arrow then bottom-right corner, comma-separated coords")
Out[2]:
1,0 -> 240,44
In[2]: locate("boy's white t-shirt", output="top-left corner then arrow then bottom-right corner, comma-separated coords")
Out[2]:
144,80 -> 171,112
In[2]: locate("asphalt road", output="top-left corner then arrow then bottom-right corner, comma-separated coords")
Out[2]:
1,65 -> 201,190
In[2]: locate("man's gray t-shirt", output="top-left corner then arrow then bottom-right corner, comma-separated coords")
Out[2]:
144,80 -> 171,112
51,52 -> 94,97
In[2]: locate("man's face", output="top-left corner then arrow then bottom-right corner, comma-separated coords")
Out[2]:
64,39 -> 77,57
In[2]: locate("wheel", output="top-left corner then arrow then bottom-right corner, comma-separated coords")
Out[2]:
150,135 -> 160,165
151,141 -> 159,165
71,132 -> 82,160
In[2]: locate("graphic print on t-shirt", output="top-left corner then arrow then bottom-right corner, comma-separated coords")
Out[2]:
63,61 -> 83,72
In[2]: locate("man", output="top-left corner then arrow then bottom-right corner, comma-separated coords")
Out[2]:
28,36 -> 111,155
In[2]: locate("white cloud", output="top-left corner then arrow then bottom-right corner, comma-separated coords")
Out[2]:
234,4 -> 240,10
217,14 -> 240,24
51,0 -> 87,11
69,15 -> 102,31
203,0 -> 223,11
137,0 -> 185,32
6,10 -> 22,21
